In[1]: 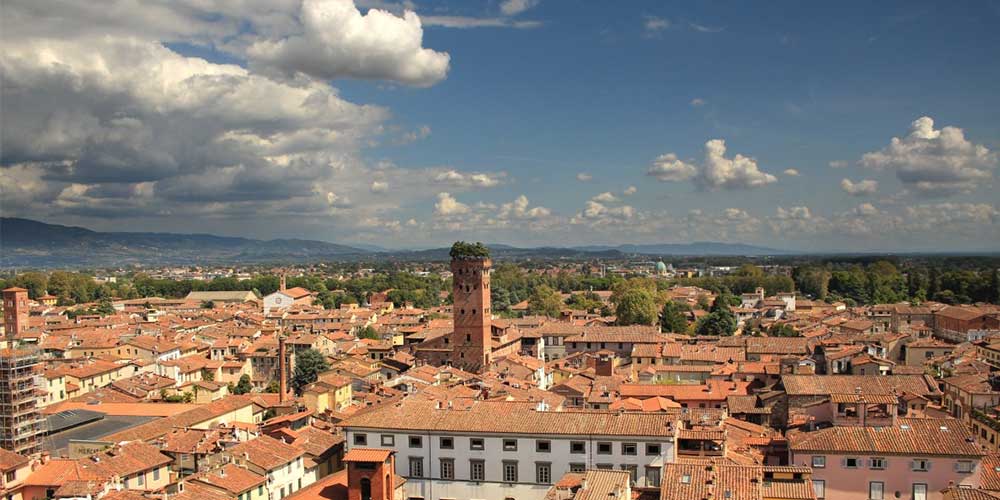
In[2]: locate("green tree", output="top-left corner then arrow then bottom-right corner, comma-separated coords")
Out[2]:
767,323 -> 799,337
291,348 -> 330,395
659,301 -> 689,333
358,326 -> 381,340
95,298 -> 115,316
201,300 -> 215,309
233,374 -> 253,395
696,295 -> 737,336
449,241 -> 490,259
528,285 -> 563,317
696,295 -> 711,311
566,291 -> 603,313
12,272 -> 48,299
615,288 -> 657,326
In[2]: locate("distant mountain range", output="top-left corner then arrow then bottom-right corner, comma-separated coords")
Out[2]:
1,218 -> 368,267
0,217 -> 794,267
570,242 -> 791,256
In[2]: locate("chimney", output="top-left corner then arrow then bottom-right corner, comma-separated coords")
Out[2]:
278,335 -> 288,402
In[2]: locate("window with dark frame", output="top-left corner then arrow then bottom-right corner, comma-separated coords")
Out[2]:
408,457 -> 424,478
536,462 -> 551,484
439,458 -> 454,480
502,461 -> 518,483
470,460 -> 485,481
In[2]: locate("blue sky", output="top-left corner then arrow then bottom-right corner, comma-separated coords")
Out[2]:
2,0 -> 998,251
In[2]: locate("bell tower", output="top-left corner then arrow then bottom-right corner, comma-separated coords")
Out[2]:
449,243 -> 492,372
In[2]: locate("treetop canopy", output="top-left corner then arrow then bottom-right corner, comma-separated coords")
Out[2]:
450,241 -> 491,260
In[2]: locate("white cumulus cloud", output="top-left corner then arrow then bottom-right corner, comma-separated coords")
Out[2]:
247,0 -> 450,87
434,192 -> 469,216
861,116 -> 997,195
840,178 -> 879,196
500,0 -> 539,16
433,169 -> 504,188
648,140 -> 776,190
647,153 -> 698,182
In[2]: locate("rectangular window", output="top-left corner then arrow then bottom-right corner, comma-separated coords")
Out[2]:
503,439 -> 518,451
869,457 -> 886,470
596,464 -> 614,470
381,434 -> 395,446
913,484 -> 927,500
536,462 -> 551,484
536,440 -> 551,453
440,437 -> 454,449
570,463 -> 586,473
470,460 -> 485,481
844,457 -> 859,469
911,459 -> 929,472
409,457 -> 424,478
622,443 -> 637,456
957,460 -> 973,473
502,461 -> 518,483
645,466 -> 661,487
137,474 -> 144,486
354,433 -> 367,446
439,459 -> 454,480
153,468 -> 160,481
813,480 -> 825,499
597,442 -> 612,454
869,481 -> 884,500
812,456 -> 826,468
571,441 -> 586,454
409,436 -> 422,448
470,438 -> 485,450
621,465 -> 638,484
646,443 -> 661,456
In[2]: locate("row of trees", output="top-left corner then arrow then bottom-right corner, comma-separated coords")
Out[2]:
794,260 -> 1000,306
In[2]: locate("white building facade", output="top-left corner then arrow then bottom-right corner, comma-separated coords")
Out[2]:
341,400 -> 676,500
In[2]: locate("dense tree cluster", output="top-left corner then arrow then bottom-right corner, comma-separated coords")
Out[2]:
793,259 -> 999,306
695,294 -> 738,336
449,241 -> 491,259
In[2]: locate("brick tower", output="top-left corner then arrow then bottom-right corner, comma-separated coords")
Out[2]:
450,254 -> 492,372
2,288 -> 29,342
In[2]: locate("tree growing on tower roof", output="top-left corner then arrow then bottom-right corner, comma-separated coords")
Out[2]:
449,241 -> 491,260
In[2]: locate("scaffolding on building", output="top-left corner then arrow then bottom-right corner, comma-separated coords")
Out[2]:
0,347 -> 45,455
